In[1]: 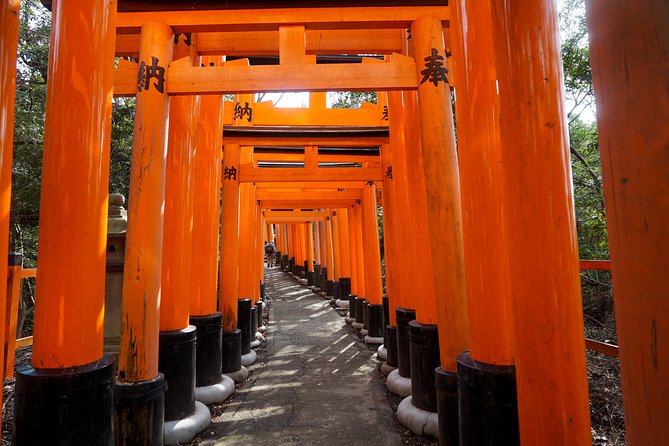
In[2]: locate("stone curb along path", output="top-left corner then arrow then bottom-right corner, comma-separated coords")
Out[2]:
195,268 -> 402,446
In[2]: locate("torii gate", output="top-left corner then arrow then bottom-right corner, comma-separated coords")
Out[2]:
1,1 -> 666,446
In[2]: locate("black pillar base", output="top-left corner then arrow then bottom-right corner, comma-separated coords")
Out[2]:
14,356 -> 115,446
409,321 -> 440,412
348,294 -> 357,318
436,367 -> 459,446
367,304 -> 385,338
307,271 -> 316,286
158,326 -> 197,422
354,297 -> 364,324
382,295 -> 390,344
362,299 -> 369,329
303,260 -> 309,278
332,281 -> 340,300
237,298 -> 252,354
289,257 -> 295,273
256,301 -> 264,329
250,307 -> 258,338
260,283 -> 265,301
320,268 -> 328,289
190,313 -> 223,387
282,254 -> 289,269
221,329 -> 242,373
339,278 -> 351,300
457,352 -> 519,445
326,280 -> 334,297
115,374 -> 166,446
275,250 -> 281,266
385,325 -> 398,367
314,264 -> 321,278
396,308 -> 416,378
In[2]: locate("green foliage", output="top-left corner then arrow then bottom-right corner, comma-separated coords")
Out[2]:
110,97 -> 135,197
328,92 -> 377,109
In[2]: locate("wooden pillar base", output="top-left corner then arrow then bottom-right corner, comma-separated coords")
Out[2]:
190,313 -> 222,388
158,326 -> 197,422
238,299 -> 252,355
409,322 -> 440,412
14,356 -> 115,446
396,308 -> 416,378
221,329 -> 242,374
367,304 -> 385,338
435,367 -> 459,446
115,374 -> 166,446
385,326 -> 398,367
457,352 -> 519,445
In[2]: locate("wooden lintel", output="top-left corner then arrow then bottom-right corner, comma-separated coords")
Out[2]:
259,181 -> 368,189
240,165 -> 382,182
257,190 -> 361,201
116,29 -> 406,57
261,199 -> 357,207
115,7 -> 450,34
113,56 -> 417,97
253,153 -> 380,163
225,137 -> 387,147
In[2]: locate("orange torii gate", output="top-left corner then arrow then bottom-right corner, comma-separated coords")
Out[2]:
1,1 -> 666,446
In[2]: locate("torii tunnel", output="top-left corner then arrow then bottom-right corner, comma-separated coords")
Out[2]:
0,0 -> 666,445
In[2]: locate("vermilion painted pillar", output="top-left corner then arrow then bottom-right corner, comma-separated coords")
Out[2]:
352,204 -> 366,299
313,218 -> 322,283
346,205 -> 358,298
220,143 -> 243,376
330,209 -> 342,298
158,33 -> 204,427
587,2 -> 669,443
189,55 -> 226,394
361,183 -> 384,343
15,0 -> 118,443
336,208 -> 352,304
410,17 -> 469,440
306,222 -> 316,286
0,1 -> 20,423
449,1 -> 519,443
324,211 -> 335,296
238,146 -> 256,300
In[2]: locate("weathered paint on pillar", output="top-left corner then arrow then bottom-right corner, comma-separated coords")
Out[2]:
118,22 -> 172,381
190,55 -> 224,317
361,183 -> 383,305
410,17 -> 469,371
32,0 -> 117,369
587,1 -> 669,442
449,0 -> 514,366
0,0 -> 20,390
160,35 -> 200,332
220,144 -> 240,332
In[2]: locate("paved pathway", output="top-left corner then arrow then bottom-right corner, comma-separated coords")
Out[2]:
200,268 -> 401,445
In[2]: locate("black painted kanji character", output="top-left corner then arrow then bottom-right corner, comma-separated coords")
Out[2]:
137,56 -> 166,93
366,181 -> 375,186
420,48 -> 450,87
173,32 -> 192,46
385,166 -> 393,180
234,102 -> 253,123
382,105 -> 389,121
223,165 -> 237,181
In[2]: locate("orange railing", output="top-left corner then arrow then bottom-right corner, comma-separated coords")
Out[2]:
4,265 -> 36,378
580,259 -> 618,357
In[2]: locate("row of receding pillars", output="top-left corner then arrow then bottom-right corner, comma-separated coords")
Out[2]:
0,1 -> 667,445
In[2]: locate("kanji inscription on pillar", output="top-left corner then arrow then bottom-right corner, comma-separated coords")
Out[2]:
382,105 -> 389,121
385,166 -> 393,180
174,32 -> 192,46
223,165 -> 237,181
137,56 -> 166,93
420,48 -> 450,86
234,102 -> 253,123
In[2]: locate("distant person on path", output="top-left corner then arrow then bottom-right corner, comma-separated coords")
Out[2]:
264,241 -> 276,267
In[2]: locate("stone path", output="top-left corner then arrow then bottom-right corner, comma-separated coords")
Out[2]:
199,267 -> 401,445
